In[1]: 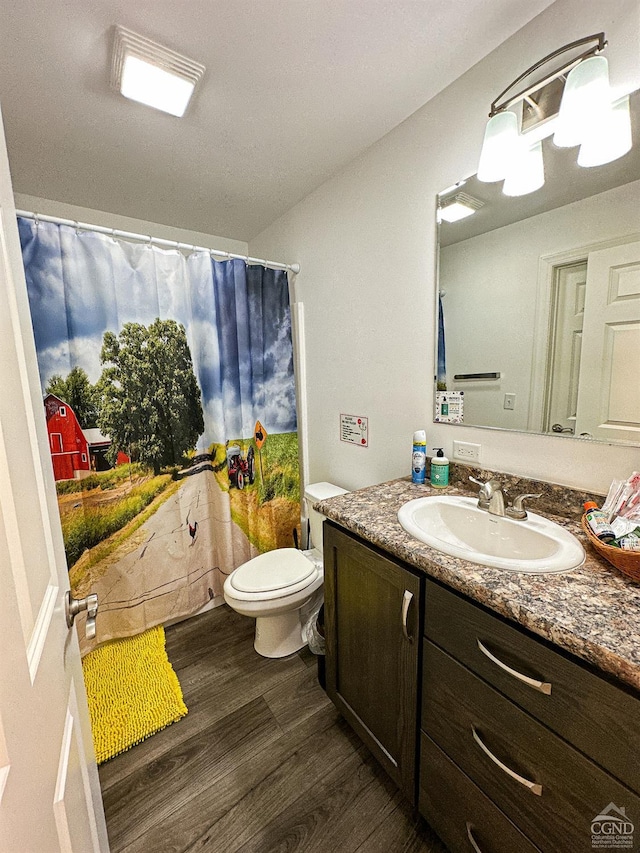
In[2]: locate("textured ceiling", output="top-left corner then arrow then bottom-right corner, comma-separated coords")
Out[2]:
0,0 -> 555,241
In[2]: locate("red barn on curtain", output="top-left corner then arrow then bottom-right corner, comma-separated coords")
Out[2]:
44,393 -> 91,481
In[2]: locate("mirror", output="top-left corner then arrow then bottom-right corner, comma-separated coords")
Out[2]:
436,89 -> 640,446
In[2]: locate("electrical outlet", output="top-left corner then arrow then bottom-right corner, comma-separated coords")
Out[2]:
452,441 -> 481,462
504,393 -> 516,410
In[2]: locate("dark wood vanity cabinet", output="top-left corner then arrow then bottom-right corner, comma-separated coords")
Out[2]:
323,523 -> 640,853
323,522 -> 422,801
421,580 -> 640,853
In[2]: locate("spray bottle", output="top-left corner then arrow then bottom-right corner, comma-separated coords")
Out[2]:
412,431 -> 427,484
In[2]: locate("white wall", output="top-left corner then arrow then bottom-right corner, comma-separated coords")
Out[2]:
249,0 -> 640,494
13,193 -> 248,256
440,179 -> 640,431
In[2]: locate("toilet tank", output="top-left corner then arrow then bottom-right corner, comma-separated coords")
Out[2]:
303,482 -> 348,552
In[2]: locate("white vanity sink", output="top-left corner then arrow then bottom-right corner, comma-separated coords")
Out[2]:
397,495 -> 585,573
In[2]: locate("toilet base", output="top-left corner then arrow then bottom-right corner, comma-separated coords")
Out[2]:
254,611 -> 305,658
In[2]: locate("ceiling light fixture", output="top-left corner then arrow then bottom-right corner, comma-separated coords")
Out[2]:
111,26 -> 205,118
438,192 -> 484,223
477,33 -> 632,197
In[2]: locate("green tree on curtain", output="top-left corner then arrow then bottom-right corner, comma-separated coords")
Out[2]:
97,319 -> 204,474
46,366 -> 99,428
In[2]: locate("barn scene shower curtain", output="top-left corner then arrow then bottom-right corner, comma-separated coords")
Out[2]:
19,217 -> 300,654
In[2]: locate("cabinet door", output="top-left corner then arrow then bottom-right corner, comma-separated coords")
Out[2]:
324,522 -> 421,801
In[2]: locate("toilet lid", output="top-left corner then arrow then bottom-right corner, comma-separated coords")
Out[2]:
231,548 -> 316,593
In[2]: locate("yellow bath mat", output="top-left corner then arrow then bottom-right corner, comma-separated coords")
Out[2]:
82,625 -> 188,764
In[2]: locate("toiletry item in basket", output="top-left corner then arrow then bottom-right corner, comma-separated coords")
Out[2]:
430,448 -> 449,487
584,502 -> 616,543
603,472 -> 640,521
619,535 -> 640,551
411,430 -> 427,485
614,525 -> 640,550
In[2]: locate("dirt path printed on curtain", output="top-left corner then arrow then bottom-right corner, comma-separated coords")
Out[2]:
70,464 -> 255,655
69,435 -> 300,655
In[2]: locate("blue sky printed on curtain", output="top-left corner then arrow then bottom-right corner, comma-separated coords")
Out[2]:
18,217 -> 297,446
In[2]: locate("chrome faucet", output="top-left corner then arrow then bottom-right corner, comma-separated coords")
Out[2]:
505,493 -> 542,520
469,476 -> 506,517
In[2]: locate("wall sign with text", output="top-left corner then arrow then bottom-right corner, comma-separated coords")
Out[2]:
340,414 -> 368,447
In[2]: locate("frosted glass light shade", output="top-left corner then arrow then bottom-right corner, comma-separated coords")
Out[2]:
477,111 -> 519,182
553,55 -> 611,148
578,95 -> 632,167
503,139 -> 544,196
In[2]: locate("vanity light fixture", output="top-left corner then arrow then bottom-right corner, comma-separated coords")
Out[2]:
111,26 -> 205,118
438,192 -> 484,223
478,33 -> 632,196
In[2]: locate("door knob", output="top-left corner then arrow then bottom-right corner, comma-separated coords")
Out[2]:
65,591 -> 99,640
551,423 -> 574,434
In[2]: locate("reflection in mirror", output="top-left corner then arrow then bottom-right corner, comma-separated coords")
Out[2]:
436,89 -> 640,446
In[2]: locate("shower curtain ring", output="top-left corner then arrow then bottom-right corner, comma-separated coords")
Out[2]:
74,220 -> 81,235
34,212 -> 39,228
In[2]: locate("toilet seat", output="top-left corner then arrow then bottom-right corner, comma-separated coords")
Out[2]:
227,548 -> 319,601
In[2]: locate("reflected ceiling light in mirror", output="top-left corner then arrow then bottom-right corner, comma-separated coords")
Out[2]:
438,193 -> 484,223
111,26 -> 205,118
477,33 -> 632,196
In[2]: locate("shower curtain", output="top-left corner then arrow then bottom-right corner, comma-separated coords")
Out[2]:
437,293 -> 447,390
19,218 -> 300,654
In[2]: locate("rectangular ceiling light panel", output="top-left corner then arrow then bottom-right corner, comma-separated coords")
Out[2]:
111,26 -> 205,117
439,192 -> 484,223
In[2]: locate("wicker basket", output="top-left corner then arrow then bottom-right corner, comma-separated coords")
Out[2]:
581,514 -> 640,582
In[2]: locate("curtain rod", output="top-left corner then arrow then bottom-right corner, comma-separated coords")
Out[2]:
15,209 -> 300,275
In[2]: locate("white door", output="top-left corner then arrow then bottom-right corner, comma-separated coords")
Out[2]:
544,261 -> 587,436
575,240 -> 640,443
0,105 -> 109,852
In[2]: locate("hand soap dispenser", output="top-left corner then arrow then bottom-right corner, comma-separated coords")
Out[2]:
430,448 -> 449,488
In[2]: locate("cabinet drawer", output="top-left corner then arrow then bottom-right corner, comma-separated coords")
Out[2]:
422,640 -> 640,853
424,579 -> 640,792
420,732 -> 541,853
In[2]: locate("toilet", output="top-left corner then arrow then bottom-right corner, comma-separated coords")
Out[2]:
223,482 -> 347,658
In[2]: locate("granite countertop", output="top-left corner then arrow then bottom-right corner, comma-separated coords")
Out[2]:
316,477 -> 640,692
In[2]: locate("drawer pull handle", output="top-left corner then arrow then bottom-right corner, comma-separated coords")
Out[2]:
465,823 -> 483,853
472,727 -> 543,796
401,590 -> 414,642
477,639 -> 552,695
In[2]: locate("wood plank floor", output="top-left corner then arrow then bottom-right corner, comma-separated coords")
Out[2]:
99,604 -> 448,853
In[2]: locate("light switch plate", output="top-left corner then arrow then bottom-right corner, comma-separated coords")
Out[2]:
504,393 -> 516,410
